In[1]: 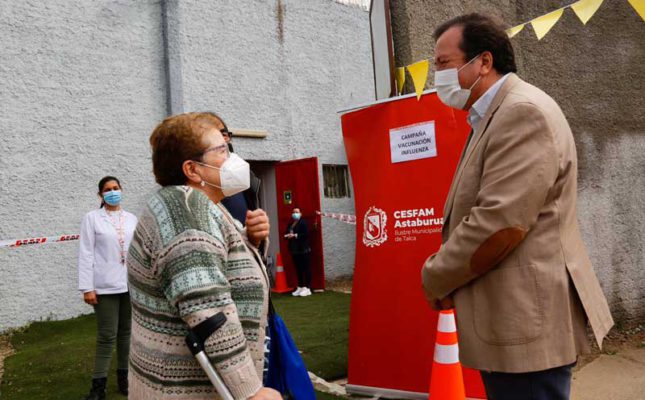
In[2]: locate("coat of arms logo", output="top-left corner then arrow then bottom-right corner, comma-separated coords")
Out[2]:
363,206 -> 388,247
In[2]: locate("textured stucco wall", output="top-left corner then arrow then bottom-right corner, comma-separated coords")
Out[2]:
0,0 -> 372,331
389,0 -> 645,325
0,0 -> 166,330
170,0 -> 373,280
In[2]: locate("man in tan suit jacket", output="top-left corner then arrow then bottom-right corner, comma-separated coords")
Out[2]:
421,14 -> 613,399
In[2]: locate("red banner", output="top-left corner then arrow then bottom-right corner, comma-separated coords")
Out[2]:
341,92 -> 485,398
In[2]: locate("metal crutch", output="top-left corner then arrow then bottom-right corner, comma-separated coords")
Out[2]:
185,312 -> 235,400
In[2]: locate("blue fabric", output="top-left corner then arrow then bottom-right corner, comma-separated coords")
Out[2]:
266,312 -> 316,399
220,192 -> 248,226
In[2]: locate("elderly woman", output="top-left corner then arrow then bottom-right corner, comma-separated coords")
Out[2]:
127,112 -> 281,399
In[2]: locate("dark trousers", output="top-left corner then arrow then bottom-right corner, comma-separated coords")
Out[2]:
92,292 -> 132,378
480,363 -> 575,400
292,252 -> 311,287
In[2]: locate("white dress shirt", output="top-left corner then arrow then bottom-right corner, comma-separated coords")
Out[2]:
78,208 -> 137,294
467,73 -> 510,132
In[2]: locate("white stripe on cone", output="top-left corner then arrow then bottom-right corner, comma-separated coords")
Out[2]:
437,312 -> 457,333
433,343 -> 460,364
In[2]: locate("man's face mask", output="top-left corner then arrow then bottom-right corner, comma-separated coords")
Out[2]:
434,54 -> 482,110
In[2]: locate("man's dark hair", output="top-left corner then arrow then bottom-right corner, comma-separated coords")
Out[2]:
434,13 -> 517,74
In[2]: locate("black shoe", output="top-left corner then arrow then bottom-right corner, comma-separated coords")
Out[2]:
83,377 -> 107,400
117,369 -> 128,396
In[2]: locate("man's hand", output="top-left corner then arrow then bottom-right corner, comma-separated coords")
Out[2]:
246,209 -> 270,247
250,387 -> 282,400
428,295 -> 454,311
83,291 -> 98,305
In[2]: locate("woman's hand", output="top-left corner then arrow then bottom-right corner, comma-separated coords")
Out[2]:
249,387 -> 282,400
83,291 -> 98,305
246,209 -> 270,247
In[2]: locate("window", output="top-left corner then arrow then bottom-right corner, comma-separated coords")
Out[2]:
323,164 -> 352,198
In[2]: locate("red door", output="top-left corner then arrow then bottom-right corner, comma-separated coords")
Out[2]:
275,157 -> 325,290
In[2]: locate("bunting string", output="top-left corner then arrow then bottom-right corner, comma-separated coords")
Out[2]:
395,0 -> 644,99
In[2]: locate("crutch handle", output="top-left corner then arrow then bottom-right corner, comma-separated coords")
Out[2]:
185,331 -> 206,356
185,313 -> 234,400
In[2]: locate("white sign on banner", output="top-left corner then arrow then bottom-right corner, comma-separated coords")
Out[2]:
389,121 -> 437,163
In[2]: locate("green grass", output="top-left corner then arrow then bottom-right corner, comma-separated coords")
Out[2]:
272,291 -> 350,381
1,291 -> 350,399
1,314 -> 123,400
315,391 -> 348,400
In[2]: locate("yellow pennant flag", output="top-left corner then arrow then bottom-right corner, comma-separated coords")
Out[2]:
406,60 -> 429,100
396,67 -> 406,95
530,8 -> 564,40
628,0 -> 645,21
571,0 -> 603,25
506,24 -> 525,38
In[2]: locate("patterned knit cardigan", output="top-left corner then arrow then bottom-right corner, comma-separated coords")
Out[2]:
127,186 -> 269,399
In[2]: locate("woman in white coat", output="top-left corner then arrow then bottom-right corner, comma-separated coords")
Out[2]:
78,176 -> 137,400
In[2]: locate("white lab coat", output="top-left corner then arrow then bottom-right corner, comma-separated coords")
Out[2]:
77,208 -> 137,294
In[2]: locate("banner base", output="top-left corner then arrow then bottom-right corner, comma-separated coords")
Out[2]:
346,384 -> 483,399
346,384 -> 426,399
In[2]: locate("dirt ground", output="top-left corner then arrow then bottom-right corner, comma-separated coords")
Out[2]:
0,333 -> 16,385
576,324 -> 645,370
326,277 -> 353,294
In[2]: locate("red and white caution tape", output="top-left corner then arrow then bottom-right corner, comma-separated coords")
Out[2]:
0,234 -> 80,249
316,211 -> 356,225
1,214 -> 357,248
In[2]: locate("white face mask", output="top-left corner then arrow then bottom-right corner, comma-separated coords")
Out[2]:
434,54 -> 482,110
196,152 -> 250,197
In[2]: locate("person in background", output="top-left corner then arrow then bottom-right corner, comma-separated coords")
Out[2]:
127,112 -> 280,399
217,119 -> 262,226
285,207 -> 312,297
78,176 -> 137,400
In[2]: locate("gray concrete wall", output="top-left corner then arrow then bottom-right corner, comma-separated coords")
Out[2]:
320,163 -> 357,281
389,0 -> 645,325
0,0 -> 166,330
171,0 -> 372,280
0,0 -> 371,331
251,162 -> 281,264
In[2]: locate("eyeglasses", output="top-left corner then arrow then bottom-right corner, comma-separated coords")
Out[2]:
220,129 -> 233,139
197,143 -> 229,160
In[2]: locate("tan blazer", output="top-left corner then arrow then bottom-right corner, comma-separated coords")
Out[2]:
422,74 -> 614,373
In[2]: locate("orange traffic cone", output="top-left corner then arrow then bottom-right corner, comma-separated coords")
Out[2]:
429,309 -> 466,399
271,253 -> 293,294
